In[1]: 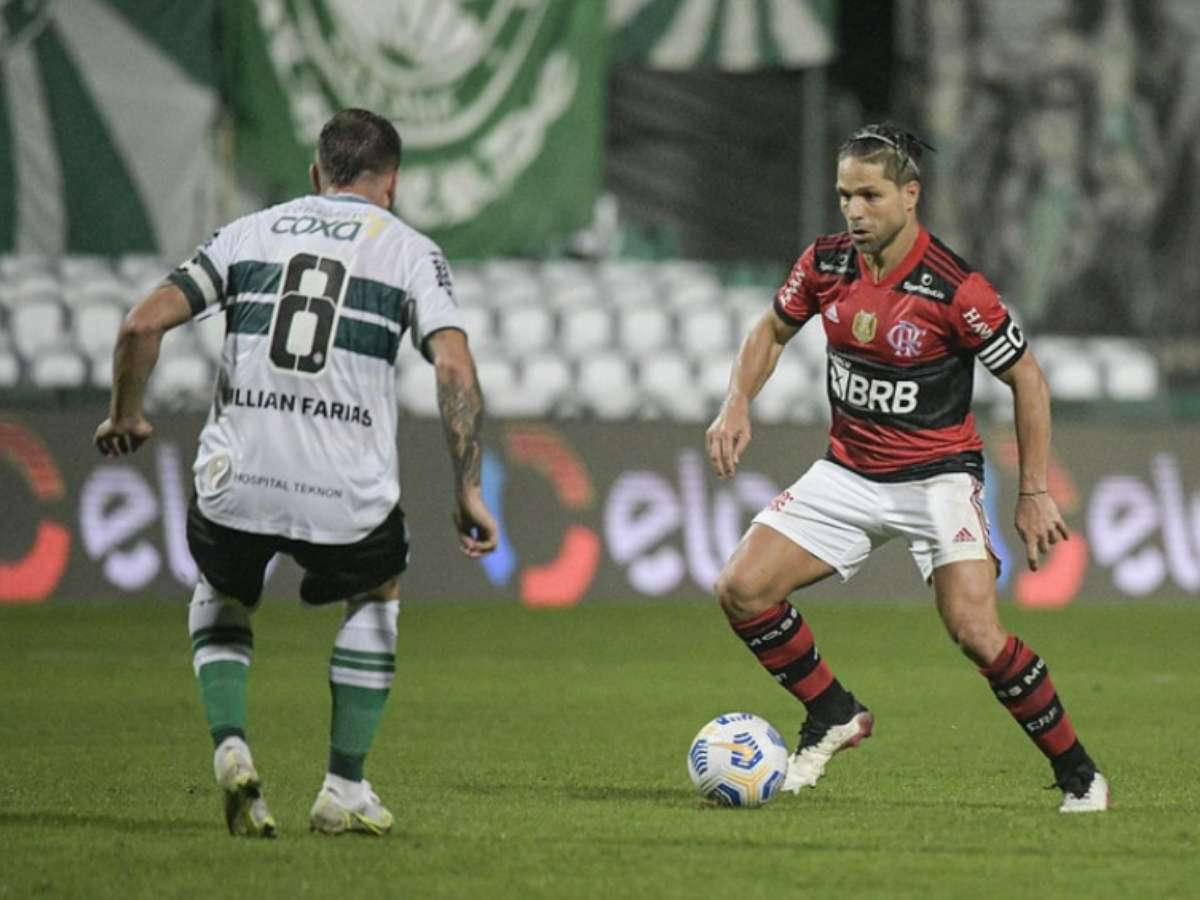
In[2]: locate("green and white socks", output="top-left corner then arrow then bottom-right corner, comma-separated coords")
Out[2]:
327,598 -> 400,781
188,578 -> 253,746
189,580 -> 399,798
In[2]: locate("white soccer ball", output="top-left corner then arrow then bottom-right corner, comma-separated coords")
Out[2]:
686,712 -> 790,808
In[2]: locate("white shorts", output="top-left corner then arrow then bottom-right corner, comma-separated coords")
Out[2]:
752,459 -> 996,583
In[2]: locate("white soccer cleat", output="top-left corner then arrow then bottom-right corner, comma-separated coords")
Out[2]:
213,737 -> 277,837
309,776 -> 394,836
1059,770 -> 1110,813
782,704 -> 874,793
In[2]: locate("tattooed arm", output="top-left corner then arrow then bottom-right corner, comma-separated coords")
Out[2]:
434,331 -> 483,492
428,328 -> 498,557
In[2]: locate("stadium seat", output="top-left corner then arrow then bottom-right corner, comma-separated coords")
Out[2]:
734,304 -> 828,368
666,271 -> 721,312
60,255 -> 116,285
396,360 -> 438,417
68,271 -> 129,308
596,257 -> 659,304
697,352 -> 736,408
793,315 -> 829,364
680,307 -> 732,358
724,285 -> 770,313
1,254 -> 54,281
15,272 -> 61,305
735,306 -> 764,346
618,305 -> 673,357
540,259 -> 592,289
1048,358 -> 1102,400
495,386 -> 558,419
30,346 -> 87,388
114,253 -> 159,272
451,266 -> 485,308
971,360 -> 1007,412
474,356 -> 521,417
498,304 -> 555,357
640,353 -> 706,422
755,354 -> 811,423
660,260 -> 718,286
479,261 -> 540,310
577,351 -> 638,419
487,273 -> 541,308
658,259 -> 717,288
74,303 -> 124,367
695,358 -> 824,424
90,356 -> 112,389
546,276 -> 602,310
458,305 -> 494,353
521,352 -> 573,414
596,258 -> 656,288
149,352 -> 212,409
561,306 -> 614,358
1035,338 -> 1102,400
1090,338 -> 1159,400
482,259 -> 538,285
117,254 -> 168,293
604,276 -> 658,309
11,296 -> 67,360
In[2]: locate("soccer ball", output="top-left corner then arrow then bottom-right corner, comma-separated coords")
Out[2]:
686,712 -> 790,808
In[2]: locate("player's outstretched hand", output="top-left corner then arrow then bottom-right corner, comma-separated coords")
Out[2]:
94,416 -> 153,457
705,399 -> 751,479
454,487 -> 499,558
1015,493 -> 1069,571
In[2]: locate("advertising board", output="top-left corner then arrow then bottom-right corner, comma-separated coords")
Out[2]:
2,412 -> 1196,606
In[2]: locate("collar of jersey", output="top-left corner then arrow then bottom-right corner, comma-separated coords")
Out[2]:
322,192 -> 374,205
856,226 -> 930,290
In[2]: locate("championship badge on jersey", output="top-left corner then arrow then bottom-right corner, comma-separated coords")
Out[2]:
852,310 -> 878,344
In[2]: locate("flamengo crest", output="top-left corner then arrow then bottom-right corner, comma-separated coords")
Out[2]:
886,320 -> 926,357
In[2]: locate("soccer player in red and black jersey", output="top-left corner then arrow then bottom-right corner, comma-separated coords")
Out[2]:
705,124 -> 1108,812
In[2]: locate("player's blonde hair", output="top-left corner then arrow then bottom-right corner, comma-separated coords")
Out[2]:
838,124 -> 933,185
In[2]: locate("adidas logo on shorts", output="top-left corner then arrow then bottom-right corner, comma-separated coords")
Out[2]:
953,527 -> 975,543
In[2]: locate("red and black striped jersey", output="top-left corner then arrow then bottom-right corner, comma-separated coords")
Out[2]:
773,227 -> 1025,481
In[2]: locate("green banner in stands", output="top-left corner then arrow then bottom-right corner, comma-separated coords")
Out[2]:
609,0 -> 836,70
225,1 -> 608,260
0,0 -> 219,257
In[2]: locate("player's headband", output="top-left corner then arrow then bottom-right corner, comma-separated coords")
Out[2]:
843,124 -> 936,176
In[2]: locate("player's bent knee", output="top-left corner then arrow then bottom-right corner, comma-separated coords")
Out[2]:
715,568 -> 773,622
947,617 -> 1005,665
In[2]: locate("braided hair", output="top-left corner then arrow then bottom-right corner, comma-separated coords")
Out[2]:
838,124 -> 935,185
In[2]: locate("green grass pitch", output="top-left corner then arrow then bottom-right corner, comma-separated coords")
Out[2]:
1,599 -> 1196,899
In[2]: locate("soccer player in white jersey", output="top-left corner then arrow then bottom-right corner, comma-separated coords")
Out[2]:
705,124 -> 1108,813
94,109 -> 498,837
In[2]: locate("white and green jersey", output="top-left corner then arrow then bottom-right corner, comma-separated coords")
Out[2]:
169,193 -> 463,544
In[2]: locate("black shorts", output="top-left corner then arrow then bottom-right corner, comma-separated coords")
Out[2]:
186,495 -> 410,607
